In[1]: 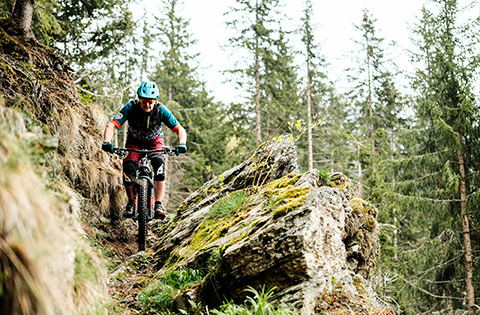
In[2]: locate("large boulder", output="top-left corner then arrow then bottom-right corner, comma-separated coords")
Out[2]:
148,136 -> 384,313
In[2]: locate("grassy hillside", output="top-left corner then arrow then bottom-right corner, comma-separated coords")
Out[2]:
0,27 -> 131,314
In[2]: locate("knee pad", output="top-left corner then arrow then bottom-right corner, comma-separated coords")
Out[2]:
150,154 -> 165,181
123,160 -> 137,186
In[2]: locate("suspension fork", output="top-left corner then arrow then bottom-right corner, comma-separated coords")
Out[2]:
143,175 -> 155,220
136,156 -> 156,220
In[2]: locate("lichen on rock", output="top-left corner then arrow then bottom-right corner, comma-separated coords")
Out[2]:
147,136 -> 387,314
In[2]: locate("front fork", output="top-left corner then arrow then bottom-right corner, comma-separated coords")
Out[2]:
148,177 -> 155,221
132,192 -> 139,221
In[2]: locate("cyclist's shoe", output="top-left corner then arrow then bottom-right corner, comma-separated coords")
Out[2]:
154,201 -> 166,219
124,199 -> 135,218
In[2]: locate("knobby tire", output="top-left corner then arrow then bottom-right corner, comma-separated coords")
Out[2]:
137,178 -> 149,252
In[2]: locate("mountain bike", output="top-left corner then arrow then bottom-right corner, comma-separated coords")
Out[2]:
113,146 -> 179,252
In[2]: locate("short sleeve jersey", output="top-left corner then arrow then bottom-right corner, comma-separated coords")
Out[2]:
111,100 -> 179,141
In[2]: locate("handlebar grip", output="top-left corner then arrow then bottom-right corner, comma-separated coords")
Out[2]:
113,148 -> 127,156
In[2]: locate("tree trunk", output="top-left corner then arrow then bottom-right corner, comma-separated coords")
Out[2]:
254,1 -> 261,145
357,143 -> 363,197
254,38 -> 261,145
457,134 -> 475,311
307,68 -> 313,170
366,37 -> 374,156
8,0 -> 37,40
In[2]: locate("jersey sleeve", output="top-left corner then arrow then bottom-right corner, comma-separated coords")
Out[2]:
160,105 -> 180,131
111,102 -> 133,128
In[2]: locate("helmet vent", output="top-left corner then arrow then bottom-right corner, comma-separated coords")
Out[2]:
137,81 -> 159,99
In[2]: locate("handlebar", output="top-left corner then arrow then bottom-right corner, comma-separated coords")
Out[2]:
113,146 -> 179,157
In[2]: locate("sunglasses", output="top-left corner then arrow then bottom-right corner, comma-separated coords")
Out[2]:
140,98 -> 156,104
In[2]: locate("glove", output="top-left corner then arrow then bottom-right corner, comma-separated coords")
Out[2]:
175,143 -> 187,154
102,141 -> 114,153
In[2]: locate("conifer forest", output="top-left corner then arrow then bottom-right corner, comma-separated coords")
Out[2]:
1,0 -> 480,313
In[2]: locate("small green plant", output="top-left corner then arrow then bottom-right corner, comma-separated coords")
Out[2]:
139,267 -> 205,314
318,169 -> 329,185
206,191 -> 249,219
78,85 -> 94,106
211,286 -> 296,315
206,166 -> 226,192
162,268 -> 204,290
139,281 -> 177,313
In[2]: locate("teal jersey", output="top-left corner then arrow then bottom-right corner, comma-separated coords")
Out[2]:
112,100 -> 179,141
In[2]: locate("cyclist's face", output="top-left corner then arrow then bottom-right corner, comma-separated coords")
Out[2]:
140,98 -> 155,112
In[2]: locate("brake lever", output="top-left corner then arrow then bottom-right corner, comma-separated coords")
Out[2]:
113,149 -> 128,157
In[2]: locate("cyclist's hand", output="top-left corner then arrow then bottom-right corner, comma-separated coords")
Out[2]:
175,143 -> 187,154
102,141 -> 114,153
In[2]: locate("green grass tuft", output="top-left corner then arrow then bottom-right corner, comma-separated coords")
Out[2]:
139,267 -> 205,314
206,191 -> 249,219
211,286 -> 296,315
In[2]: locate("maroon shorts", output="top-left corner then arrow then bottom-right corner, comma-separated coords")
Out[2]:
124,135 -> 165,163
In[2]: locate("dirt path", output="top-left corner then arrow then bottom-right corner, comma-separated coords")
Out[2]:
92,220 -> 163,313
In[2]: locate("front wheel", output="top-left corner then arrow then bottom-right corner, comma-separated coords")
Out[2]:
137,178 -> 150,252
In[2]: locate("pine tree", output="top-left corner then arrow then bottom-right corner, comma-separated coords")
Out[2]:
262,28 -> 300,138
153,0 -> 199,104
226,0 -> 294,145
347,9 -> 402,198
1,0 -> 37,40
410,0 -> 478,310
379,1 -> 480,312
307,90 -> 356,176
22,0 -> 135,67
301,0 -> 315,171
298,0 -> 328,171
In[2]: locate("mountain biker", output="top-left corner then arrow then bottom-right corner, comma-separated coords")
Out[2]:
101,81 -> 187,220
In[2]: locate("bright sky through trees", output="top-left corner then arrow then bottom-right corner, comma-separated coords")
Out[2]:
133,0 -> 476,104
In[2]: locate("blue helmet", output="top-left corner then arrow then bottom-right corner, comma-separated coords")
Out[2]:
137,81 -> 159,99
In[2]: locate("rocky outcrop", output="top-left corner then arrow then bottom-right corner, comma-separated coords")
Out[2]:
150,135 -> 385,314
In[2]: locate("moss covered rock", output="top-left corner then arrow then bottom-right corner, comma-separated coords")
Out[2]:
147,152 -> 384,314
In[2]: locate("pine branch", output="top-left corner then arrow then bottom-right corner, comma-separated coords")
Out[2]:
424,278 -> 466,284
381,149 -> 448,165
389,191 -> 461,203
388,190 -> 478,204
389,171 -> 443,185
397,274 -> 464,301
415,254 -> 463,278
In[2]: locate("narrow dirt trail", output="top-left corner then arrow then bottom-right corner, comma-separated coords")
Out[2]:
88,219 -> 165,313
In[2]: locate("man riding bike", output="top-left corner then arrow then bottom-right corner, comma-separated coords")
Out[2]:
102,81 -> 187,219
